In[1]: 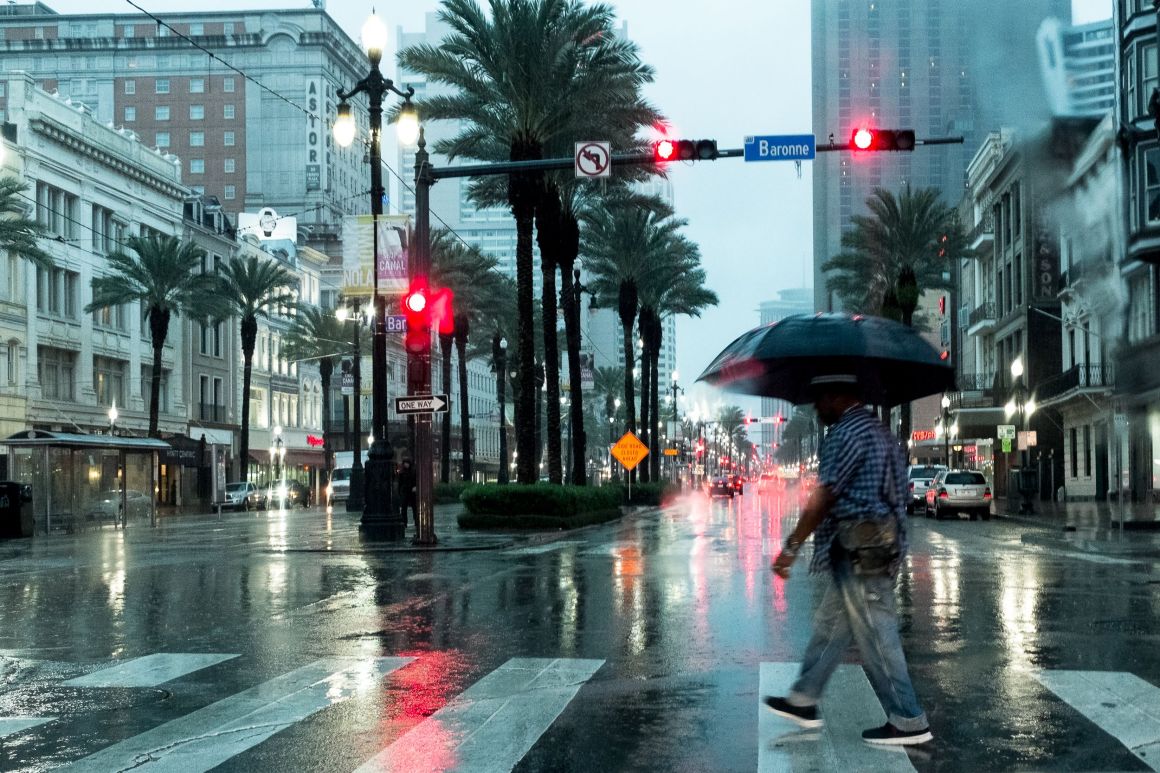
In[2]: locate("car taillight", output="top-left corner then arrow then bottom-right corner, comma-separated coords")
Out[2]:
983,487 -> 992,500
938,490 -> 949,499
909,482 -> 914,491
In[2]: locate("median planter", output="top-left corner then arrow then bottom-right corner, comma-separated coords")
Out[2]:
457,484 -> 624,529
606,481 -> 681,507
434,482 -> 471,504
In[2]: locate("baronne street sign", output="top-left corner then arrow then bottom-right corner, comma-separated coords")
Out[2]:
743,134 -> 816,162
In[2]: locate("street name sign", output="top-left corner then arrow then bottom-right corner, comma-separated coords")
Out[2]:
997,424 -> 1016,440
385,314 -> 407,333
743,134 -> 816,162
611,432 -> 649,471
394,395 -> 449,415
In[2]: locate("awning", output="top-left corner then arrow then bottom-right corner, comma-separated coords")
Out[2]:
285,449 -> 325,467
160,434 -> 204,468
4,429 -> 170,452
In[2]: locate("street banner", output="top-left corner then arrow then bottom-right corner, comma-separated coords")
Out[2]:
341,214 -> 411,298
341,373 -> 354,396
580,353 -> 595,391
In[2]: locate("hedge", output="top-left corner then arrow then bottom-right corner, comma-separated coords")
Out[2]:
434,482 -> 472,504
606,481 -> 682,507
460,484 -> 622,517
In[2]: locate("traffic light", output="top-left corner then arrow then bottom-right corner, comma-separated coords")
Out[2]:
850,128 -> 916,152
403,279 -> 454,354
652,139 -> 719,162
939,349 -> 950,361
938,295 -> 947,316
937,233 -> 948,258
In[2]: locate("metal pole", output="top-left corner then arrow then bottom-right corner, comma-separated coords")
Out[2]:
347,307 -> 365,512
413,128 -> 438,545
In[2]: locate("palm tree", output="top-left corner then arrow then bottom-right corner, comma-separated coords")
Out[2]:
823,186 -> 969,441
0,176 -> 54,270
583,193 -> 684,482
399,0 -> 658,484
86,234 -> 222,437
217,255 -> 298,480
283,306 -> 349,488
430,230 -> 502,482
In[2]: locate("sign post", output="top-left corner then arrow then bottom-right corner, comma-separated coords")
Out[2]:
611,431 -> 649,502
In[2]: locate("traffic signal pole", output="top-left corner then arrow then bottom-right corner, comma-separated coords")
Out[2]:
406,132 -> 963,546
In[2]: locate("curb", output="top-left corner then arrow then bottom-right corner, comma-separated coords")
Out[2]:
269,539 -> 517,555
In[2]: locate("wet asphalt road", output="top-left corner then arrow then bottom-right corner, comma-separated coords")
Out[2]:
0,487 -> 1158,772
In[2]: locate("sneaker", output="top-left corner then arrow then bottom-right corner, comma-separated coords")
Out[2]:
762,696 -> 822,729
861,722 -> 932,746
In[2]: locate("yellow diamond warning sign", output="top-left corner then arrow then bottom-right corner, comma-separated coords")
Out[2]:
611,431 -> 649,471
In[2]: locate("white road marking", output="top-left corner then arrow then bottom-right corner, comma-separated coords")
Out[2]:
64,653 -> 239,688
0,717 -> 55,736
1033,670 -> 1160,770
758,662 -> 916,773
354,657 -> 603,773
64,656 -> 412,772
502,541 -> 585,556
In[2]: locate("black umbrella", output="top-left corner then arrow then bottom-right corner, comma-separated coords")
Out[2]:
697,313 -> 955,406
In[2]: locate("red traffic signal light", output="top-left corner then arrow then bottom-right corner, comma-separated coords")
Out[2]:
655,140 -> 675,161
402,280 -> 454,354
849,128 -> 916,152
405,288 -> 427,314
653,138 -> 719,162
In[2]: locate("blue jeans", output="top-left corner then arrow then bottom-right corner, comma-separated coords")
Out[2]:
788,560 -> 928,731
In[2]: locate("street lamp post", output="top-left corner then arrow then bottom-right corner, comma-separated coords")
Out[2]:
493,335 -> 509,485
335,301 -> 366,512
108,401 -> 118,437
1006,356 -> 1036,514
669,372 -> 684,484
270,425 -> 285,505
333,11 -> 419,538
940,394 -> 952,468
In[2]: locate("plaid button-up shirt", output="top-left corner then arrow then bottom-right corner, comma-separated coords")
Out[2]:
809,405 -> 909,576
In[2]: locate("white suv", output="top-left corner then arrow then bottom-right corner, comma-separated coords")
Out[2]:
326,468 -> 352,506
925,470 -> 992,521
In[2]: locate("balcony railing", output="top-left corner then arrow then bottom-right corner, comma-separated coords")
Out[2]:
968,215 -> 994,247
957,372 -> 999,391
1036,364 -> 1115,402
967,302 -> 997,328
198,403 -> 227,423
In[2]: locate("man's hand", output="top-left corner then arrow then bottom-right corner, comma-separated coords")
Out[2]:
772,549 -> 796,579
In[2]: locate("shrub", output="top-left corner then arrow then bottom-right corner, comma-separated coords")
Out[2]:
434,482 -> 472,504
461,484 -> 621,517
604,481 -> 681,506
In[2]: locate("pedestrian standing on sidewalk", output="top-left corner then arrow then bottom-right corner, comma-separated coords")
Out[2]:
397,459 -> 418,534
764,374 -> 932,746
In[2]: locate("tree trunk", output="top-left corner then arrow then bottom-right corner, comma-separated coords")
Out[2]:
897,266 -> 919,445
618,282 -> 638,486
509,140 -> 541,485
439,332 -> 453,484
536,193 -> 563,485
320,357 -> 333,486
147,306 -> 170,438
455,315 -> 471,482
638,308 -> 651,484
649,314 -> 663,483
239,315 -> 258,481
557,214 -> 586,485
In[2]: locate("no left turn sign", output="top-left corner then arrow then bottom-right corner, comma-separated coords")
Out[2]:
575,141 -> 611,178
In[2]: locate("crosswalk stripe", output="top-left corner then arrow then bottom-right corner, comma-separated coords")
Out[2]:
64,656 -> 412,772
1033,670 -> 1160,771
502,541 -> 585,556
354,657 -> 604,773
0,717 -> 55,737
64,653 -> 239,688
758,662 -> 916,773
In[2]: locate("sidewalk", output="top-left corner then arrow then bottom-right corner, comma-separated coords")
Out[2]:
994,498 -> 1160,559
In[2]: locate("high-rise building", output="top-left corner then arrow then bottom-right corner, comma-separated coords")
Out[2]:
1037,17 -> 1116,117
756,289 -> 812,457
811,0 -> 1069,314
0,3 -> 369,244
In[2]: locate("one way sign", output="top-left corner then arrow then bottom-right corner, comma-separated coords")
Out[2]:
394,395 -> 449,415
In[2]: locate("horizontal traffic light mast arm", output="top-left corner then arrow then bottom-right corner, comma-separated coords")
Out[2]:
427,136 -> 965,180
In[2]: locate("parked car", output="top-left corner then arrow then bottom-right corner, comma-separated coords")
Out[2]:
224,482 -> 267,511
907,465 -> 947,514
88,489 -> 151,523
326,468 -> 352,507
708,476 -> 735,498
925,470 -> 992,520
268,479 -> 310,509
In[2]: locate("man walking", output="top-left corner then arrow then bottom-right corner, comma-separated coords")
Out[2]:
764,375 -> 931,746
397,459 -> 418,534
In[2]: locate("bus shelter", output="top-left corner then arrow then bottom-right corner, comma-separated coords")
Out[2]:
4,430 -> 170,534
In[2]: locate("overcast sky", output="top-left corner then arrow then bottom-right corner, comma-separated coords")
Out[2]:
44,0 -> 1112,418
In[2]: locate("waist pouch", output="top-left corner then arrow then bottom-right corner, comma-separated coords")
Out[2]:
830,518 -> 900,576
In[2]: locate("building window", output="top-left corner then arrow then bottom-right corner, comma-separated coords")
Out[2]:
190,78 -> 205,94
35,182 -> 79,239
224,185 -> 236,200
155,131 -> 170,148
2,339 -> 18,386
37,347 -> 76,400
224,158 -> 236,173
91,205 -> 126,255
223,76 -> 235,92
223,131 -> 235,147
1083,425 -> 1092,477
36,267 -> 79,318
1143,43 -> 1158,116
189,104 -> 204,120
124,79 -> 135,95
223,104 -> 235,120
93,356 -> 126,407
141,366 -> 169,413
92,301 -> 126,331
189,159 -> 205,174
124,106 -> 136,122
189,131 -> 204,147
189,23 -> 203,36
155,105 -> 170,121
1070,427 -> 1078,478
223,22 -> 234,35
1128,272 -> 1154,343
1147,149 -> 1160,225
155,78 -> 170,94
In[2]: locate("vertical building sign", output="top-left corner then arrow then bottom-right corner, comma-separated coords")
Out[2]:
1034,225 -> 1058,301
305,80 -> 324,191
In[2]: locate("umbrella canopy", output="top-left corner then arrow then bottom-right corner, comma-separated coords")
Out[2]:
697,313 -> 956,406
